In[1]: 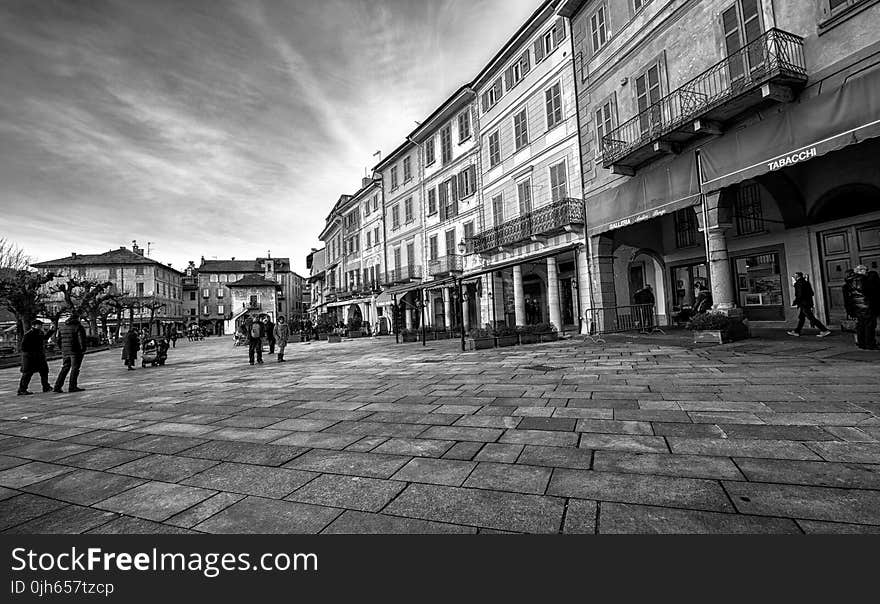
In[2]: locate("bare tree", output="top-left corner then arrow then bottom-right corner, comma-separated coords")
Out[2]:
0,239 -> 55,352
141,298 -> 167,336
0,238 -> 30,272
49,276 -> 114,338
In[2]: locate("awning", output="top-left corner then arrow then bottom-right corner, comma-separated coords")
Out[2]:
307,271 -> 325,283
586,150 -> 700,236
700,67 -> 880,192
375,282 -> 423,307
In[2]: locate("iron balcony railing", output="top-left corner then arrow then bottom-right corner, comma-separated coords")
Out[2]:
428,255 -> 463,277
472,197 -> 585,254
601,28 -> 807,169
384,265 -> 423,284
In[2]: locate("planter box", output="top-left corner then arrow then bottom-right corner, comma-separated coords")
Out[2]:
518,333 -> 539,345
348,330 -> 364,338
401,333 -> 419,343
692,329 -> 748,344
538,332 -> 558,342
465,337 -> 494,351
327,334 -> 342,343
495,335 -> 518,347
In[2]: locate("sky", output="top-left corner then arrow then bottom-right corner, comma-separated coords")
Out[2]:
0,0 -> 539,275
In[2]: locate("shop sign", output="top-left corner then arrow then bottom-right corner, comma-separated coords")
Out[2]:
767,147 -> 816,171
608,208 -> 668,231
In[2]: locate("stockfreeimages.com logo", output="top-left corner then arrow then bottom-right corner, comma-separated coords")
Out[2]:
11,547 -> 318,578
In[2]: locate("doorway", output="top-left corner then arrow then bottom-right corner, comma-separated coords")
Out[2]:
818,220 -> 880,325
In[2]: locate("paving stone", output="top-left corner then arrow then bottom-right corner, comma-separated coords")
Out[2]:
120,435 -> 207,455
269,432 -> 362,450
593,452 -> 744,480
717,424 -> 834,441
463,462 -> 551,494
0,493 -> 67,531
25,469 -> 144,505
367,412 -> 461,426
667,437 -> 821,460
88,516 -> 197,534
267,418 -> 339,432
182,462 -> 318,498
552,408 -> 619,419
442,441 -> 484,460
757,413 -> 875,426
181,441 -> 309,466
578,434 -> 668,454
575,419 -> 653,435
96,481 -> 216,522
55,448 -> 150,471
804,442 -> 880,463
372,438 -> 454,458
322,510 -> 476,534
796,520 -> 880,534
212,415 -> 288,428
724,481 -> 880,525
474,443 -> 524,463
420,426 -> 503,443
0,461 -> 75,488
613,410 -> 692,423
284,449 -> 410,479
195,496 -> 341,534
110,454 -> 219,482
2,440 -> 94,462
391,458 -> 476,486
516,445 -> 593,470
562,499 -> 597,534
650,423 -> 725,438
0,455 -> 28,471
734,458 -> 880,489
454,416 -> 521,429
286,474 -> 406,512
822,427 -> 876,442
6,505 -> 119,534
325,421 -> 428,438
134,422 -> 219,437
598,502 -> 800,534
62,430 -> 145,447
512,407 -> 555,417
384,483 -> 564,533
499,429 -> 578,447
688,412 -> 765,425
516,417 -> 577,432
547,469 -> 733,513
344,436 -> 388,452
203,427 -> 292,444
166,492 -> 246,528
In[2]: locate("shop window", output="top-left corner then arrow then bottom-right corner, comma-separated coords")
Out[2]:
674,208 -> 697,248
671,263 -> 709,316
735,252 -> 785,319
734,182 -> 765,235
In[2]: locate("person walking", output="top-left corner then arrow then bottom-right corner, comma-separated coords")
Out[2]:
245,315 -> 264,365
169,328 -> 178,348
17,319 -> 53,395
274,315 -> 290,362
265,315 -> 276,355
122,327 -> 140,370
53,313 -> 87,393
787,272 -> 831,338
844,265 -> 878,350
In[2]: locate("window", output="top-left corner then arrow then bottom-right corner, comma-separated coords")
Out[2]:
633,0 -> 648,10
458,110 -> 471,142
374,226 -> 380,246
820,0 -> 876,26
635,63 -> 663,135
504,50 -> 532,91
550,161 -> 568,202
722,0 -> 763,81
438,177 -> 458,221
734,182 -> 765,235
545,82 -> 563,129
458,165 -> 476,199
219,273 -> 228,283
590,4 -> 609,52
403,156 -> 412,181
406,242 -> 415,267
481,77 -> 503,113
429,235 -> 438,260
440,123 -> 452,165
366,231 -> 372,248
390,166 -> 398,189
108,268 -> 116,280
488,131 -> 501,167
428,188 -> 437,215
136,266 -> 144,276
190,308 -> 196,316
595,96 -> 617,151
404,197 -> 413,222
534,17 -> 566,63
216,288 -> 224,298
209,273 -> 217,282
190,291 -> 196,301
463,221 -> 474,252
373,194 -> 379,211
202,288 -> 210,299
514,108 -> 529,150
425,137 -> 435,166
391,205 -> 400,229
674,208 -> 697,248
517,179 -> 533,215
364,200 -> 370,217
492,194 -> 504,226
217,304 -> 224,315
203,305 -> 209,315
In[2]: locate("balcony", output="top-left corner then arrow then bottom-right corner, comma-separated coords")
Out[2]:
601,28 -> 807,175
428,255 -> 463,277
384,265 -> 423,285
244,302 -> 262,310
472,198 -> 584,254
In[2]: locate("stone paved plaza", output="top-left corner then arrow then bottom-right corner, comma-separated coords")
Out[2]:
0,333 -> 879,534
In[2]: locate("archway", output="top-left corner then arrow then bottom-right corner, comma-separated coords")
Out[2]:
346,303 -> 363,330
627,248 -> 668,322
810,183 -> 880,223
522,274 -> 547,325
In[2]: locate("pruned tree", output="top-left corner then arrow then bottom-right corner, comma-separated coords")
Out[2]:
49,276 -> 114,336
141,298 -> 167,335
0,238 -> 30,272
0,239 -> 57,352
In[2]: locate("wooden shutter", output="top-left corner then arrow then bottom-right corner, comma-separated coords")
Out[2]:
482,92 -> 490,112
722,6 -> 744,82
493,78 -> 502,101
553,17 -> 566,46
467,165 -> 476,195
439,182 -> 448,221
492,194 -> 504,225
504,66 -> 514,91
457,171 -> 466,199
521,50 -> 531,76
449,177 -> 459,218
534,38 -> 545,63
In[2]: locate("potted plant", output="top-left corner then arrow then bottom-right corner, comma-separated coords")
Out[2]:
517,324 -> 539,345
401,328 -> 420,343
465,326 -> 494,350
534,322 -> 559,342
493,324 -> 519,347
688,312 -> 750,344
347,316 -> 363,338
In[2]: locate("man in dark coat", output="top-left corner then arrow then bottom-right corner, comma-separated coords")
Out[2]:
787,272 -> 831,338
264,316 -> 276,355
844,265 -> 877,350
122,328 -> 140,370
53,313 -> 87,393
17,319 -> 53,395
245,315 -> 264,365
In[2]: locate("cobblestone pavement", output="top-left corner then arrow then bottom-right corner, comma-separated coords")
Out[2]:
1,333 -> 878,534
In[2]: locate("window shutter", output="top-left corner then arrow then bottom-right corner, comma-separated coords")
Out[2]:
504,66 -> 514,91
493,78 -> 502,100
467,165 -> 476,195
534,38 -> 545,63
521,50 -> 531,75
439,183 -> 448,221
457,171 -> 466,198
481,92 -> 490,112
553,17 -> 566,45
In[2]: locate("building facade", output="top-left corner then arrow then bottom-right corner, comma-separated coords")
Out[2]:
306,247 -> 327,320
564,0 -> 880,330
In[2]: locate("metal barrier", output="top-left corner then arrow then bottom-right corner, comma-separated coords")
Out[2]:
583,304 -> 666,344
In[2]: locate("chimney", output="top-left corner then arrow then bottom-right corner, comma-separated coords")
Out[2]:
200,255 -> 205,264
362,177 -> 372,189
71,252 -> 77,259
131,240 -> 143,256
231,257 -> 235,261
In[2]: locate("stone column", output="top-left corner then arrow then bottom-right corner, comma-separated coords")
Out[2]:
405,303 -> 413,330
443,288 -> 452,331
424,291 -> 432,328
546,256 -> 562,330
698,192 -> 738,314
577,245 -> 592,334
513,265 -> 525,326
588,234 -> 617,333
462,289 -> 471,331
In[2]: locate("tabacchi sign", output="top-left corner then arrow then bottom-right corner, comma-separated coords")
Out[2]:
767,147 -> 816,171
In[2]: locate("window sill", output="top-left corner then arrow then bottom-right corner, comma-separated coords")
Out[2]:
428,211 -> 438,216
818,0 -> 880,34
459,135 -> 472,144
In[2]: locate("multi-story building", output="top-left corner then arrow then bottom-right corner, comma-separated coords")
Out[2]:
410,86 -> 482,332
374,141 -> 425,330
470,2 -> 586,332
347,177 -> 386,329
197,256 -> 299,334
181,260 -> 199,326
318,196 -> 348,324
564,0 -> 880,329
32,241 -> 184,336
306,247 -> 327,320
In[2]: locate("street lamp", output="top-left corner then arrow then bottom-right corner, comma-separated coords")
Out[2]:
416,295 -> 426,347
